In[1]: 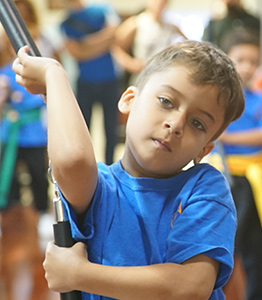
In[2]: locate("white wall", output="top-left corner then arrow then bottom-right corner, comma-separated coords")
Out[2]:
33,0 -> 260,25
30,0 -> 260,44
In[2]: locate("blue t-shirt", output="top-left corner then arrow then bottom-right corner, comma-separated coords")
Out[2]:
60,4 -> 118,83
60,161 -> 236,300
0,64 -> 47,147
223,89 -> 262,155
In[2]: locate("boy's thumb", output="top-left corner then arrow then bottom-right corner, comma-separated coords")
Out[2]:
73,242 -> 87,256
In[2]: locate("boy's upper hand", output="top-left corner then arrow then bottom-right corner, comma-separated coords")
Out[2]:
12,46 -> 61,96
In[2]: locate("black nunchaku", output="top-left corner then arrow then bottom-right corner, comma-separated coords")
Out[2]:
0,1 -> 81,299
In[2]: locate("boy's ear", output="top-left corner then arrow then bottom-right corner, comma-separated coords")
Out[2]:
194,141 -> 214,165
118,86 -> 137,114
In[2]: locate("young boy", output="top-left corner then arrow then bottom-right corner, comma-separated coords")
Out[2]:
214,28 -> 262,299
12,40 -> 244,300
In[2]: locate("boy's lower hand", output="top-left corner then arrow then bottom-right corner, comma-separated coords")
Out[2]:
43,241 -> 87,293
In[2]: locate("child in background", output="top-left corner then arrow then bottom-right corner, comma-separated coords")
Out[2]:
0,0 -> 48,212
0,0 -> 60,250
213,28 -> 262,300
13,40 -> 244,300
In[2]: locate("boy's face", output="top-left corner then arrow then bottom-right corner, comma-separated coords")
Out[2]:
228,44 -> 260,86
119,66 -> 225,178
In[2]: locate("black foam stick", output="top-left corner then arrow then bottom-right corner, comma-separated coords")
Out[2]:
0,0 -> 41,56
53,196 -> 82,300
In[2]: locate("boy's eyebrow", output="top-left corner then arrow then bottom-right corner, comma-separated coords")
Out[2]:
161,84 -> 184,98
161,84 -> 216,123
198,109 -> 216,123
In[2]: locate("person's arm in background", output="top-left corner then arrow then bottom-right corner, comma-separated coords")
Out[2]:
170,23 -> 187,41
114,15 -> 145,74
0,33 -> 16,68
219,129 -> 262,146
0,75 -> 9,114
65,25 -> 117,61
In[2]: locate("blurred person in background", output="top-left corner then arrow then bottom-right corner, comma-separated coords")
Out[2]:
115,0 -> 187,87
210,28 -> 262,300
203,0 -> 260,49
0,0 -> 61,248
60,0 -> 121,165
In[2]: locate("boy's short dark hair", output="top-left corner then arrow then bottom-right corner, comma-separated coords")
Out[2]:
220,27 -> 260,54
136,40 -> 245,140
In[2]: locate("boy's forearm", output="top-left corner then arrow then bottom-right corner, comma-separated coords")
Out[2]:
45,64 -> 97,211
45,64 -> 89,157
74,256 -> 217,300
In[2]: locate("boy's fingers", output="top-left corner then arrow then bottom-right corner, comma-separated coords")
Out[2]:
15,74 -> 34,88
16,46 -> 30,67
15,74 -> 23,85
17,45 -> 29,57
12,60 -> 23,76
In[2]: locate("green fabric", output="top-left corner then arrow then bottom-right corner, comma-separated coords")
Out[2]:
0,109 -> 41,208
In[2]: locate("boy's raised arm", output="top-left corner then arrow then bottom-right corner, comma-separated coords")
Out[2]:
13,46 -> 98,214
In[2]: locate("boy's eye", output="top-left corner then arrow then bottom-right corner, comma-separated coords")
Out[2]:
191,119 -> 205,131
159,97 -> 173,108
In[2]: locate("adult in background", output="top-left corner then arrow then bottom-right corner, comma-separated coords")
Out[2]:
115,0 -> 187,86
203,0 -> 260,49
60,0 -> 121,165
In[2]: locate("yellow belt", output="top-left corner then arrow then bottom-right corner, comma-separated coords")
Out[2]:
210,153 -> 262,226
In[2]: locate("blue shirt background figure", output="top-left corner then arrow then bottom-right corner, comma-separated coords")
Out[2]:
60,1 -> 121,165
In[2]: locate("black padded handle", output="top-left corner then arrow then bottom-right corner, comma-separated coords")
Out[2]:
53,222 -> 82,300
0,0 -> 41,56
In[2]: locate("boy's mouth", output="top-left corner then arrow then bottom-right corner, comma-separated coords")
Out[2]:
152,138 -> 171,152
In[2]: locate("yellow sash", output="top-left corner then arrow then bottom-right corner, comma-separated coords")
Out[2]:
210,153 -> 262,226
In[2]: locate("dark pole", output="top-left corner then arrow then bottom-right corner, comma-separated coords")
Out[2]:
0,0 -> 41,56
0,1 -> 82,299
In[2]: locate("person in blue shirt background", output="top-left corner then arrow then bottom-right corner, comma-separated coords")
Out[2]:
60,0 -> 121,165
0,0 -> 50,213
0,0 -> 61,252
0,64 -> 48,212
212,27 -> 262,300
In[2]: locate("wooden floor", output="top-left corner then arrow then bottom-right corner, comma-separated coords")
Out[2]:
0,204 -> 59,300
0,203 -> 246,300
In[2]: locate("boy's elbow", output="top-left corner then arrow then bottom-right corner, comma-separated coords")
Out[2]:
51,145 -> 96,178
167,284 -> 212,300
160,275 -> 213,300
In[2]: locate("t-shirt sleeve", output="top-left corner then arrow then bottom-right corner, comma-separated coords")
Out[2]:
58,165 -> 116,243
166,166 -> 237,289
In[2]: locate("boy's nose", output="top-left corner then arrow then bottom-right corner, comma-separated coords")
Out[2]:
164,119 -> 184,138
